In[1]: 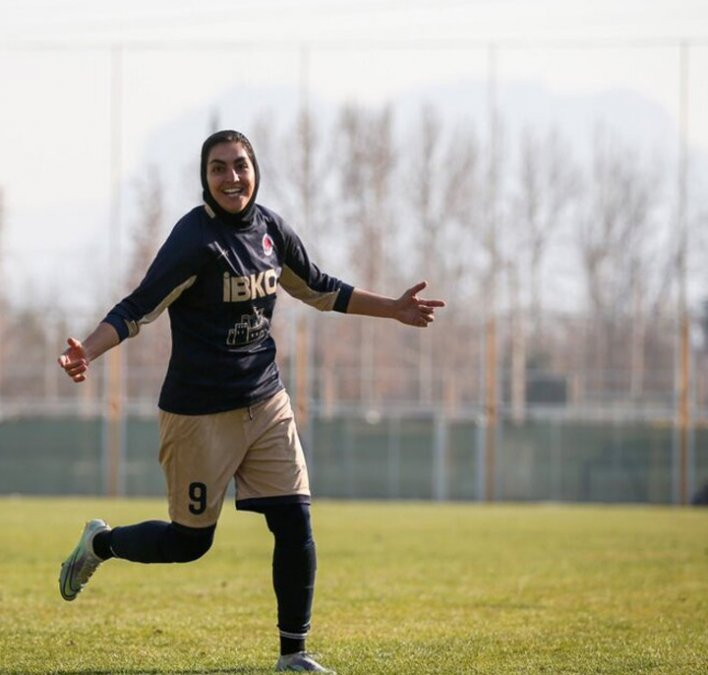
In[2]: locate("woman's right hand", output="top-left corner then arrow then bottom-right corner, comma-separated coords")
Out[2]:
58,337 -> 89,383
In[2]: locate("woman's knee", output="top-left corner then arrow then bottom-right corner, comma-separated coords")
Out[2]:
167,522 -> 216,562
264,503 -> 313,547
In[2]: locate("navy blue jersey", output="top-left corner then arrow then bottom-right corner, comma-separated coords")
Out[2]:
103,204 -> 353,414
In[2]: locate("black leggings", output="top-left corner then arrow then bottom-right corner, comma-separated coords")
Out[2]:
263,503 -> 317,639
106,503 -> 316,638
110,520 -> 215,563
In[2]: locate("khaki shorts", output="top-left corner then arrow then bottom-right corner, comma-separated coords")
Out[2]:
158,389 -> 310,527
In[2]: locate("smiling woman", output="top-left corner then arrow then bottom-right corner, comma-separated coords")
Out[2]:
55,128 -> 445,673
203,130 -> 259,215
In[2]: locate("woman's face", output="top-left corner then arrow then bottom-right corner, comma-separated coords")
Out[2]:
205,141 -> 256,214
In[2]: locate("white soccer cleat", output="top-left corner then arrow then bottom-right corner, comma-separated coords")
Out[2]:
275,651 -> 336,673
59,518 -> 111,601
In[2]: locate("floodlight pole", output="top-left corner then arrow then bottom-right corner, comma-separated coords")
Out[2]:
103,43 -> 125,498
483,43 -> 499,503
676,41 -> 691,506
294,44 -> 313,453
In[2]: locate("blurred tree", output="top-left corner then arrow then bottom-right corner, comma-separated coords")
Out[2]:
403,104 -> 483,408
123,166 -> 169,405
127,166 -> 164,289
507,127 -> 578,420
514,127 -> 578,340
336,104 -> 396,288
335,104 -> 398,407
575,128 -> 668,400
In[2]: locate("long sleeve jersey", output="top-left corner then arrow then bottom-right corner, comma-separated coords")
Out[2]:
103,204 -> 353,415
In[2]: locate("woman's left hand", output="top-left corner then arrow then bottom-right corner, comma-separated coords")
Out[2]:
393,281 -> 446,327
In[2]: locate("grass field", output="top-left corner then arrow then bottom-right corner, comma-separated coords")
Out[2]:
0,497 -> 706,674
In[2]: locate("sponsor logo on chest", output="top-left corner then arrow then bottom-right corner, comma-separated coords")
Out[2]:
223,269 -> 278,302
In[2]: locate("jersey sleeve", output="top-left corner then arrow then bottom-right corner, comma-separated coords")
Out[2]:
277,220 -> 353,313
102,215 -> 208,341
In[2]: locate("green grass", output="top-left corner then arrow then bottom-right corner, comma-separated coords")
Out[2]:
0,498 -> 706,674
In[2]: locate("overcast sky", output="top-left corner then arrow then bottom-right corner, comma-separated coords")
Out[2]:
1,0 -> 707,42
0,0 -> 707,309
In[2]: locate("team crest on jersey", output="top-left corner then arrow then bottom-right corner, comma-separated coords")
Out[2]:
262,234 -> 274,256
227,307 -> 269,347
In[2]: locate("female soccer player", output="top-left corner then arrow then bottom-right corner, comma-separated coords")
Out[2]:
57,129 -> 444,673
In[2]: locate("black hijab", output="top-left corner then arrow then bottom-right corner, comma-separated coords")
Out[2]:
200,129 -> 261,227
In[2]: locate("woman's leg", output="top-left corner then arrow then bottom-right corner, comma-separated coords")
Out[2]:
263,503 -> 317,656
